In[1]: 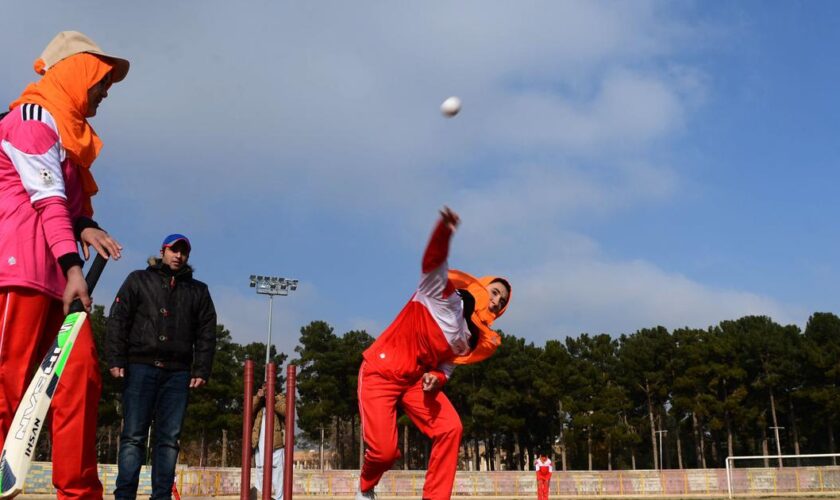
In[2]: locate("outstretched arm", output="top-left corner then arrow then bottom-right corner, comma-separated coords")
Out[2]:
418,207 -> 460,298
421,207 -> 459,273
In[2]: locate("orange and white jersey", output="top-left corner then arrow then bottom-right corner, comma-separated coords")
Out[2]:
362,219 -> 470,385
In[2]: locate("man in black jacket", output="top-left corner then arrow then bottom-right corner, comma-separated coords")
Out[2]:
106,233 -> 217,500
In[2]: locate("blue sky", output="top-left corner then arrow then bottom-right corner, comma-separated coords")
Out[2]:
3,1 -> 840,360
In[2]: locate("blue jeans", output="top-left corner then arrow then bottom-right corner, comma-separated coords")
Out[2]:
114,363 -> 190,500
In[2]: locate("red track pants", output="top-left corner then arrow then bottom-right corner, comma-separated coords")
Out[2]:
537,475 -> 551,500
358,361 -> 462,500
0,287 -> 103,499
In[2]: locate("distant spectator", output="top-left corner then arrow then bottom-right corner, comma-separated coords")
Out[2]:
252,383 -> 287,500
534,453 -> 553,500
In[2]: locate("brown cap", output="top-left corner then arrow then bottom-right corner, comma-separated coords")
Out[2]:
36,31 -> 130,83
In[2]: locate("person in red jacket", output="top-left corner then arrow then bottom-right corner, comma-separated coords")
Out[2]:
534,453 -> 553,500
356,207 -> 511,500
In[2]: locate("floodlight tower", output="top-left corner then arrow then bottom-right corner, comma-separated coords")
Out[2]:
249,275 -> 298,368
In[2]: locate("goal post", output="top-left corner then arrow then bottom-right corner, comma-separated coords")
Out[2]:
726,453 -> 840,498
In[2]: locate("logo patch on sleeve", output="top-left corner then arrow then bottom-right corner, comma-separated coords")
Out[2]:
39,169 -> 55,187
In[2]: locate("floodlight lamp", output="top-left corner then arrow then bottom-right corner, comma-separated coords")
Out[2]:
249,274 -> 298,296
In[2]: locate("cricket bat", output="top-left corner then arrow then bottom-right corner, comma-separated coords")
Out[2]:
0,254 -> 107,498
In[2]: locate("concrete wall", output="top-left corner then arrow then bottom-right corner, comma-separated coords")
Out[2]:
20,462 -> 840,497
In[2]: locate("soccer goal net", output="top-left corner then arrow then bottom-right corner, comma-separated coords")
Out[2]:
726,453 -> 840,498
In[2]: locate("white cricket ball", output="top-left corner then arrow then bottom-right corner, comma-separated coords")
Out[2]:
440,96 -> 462,118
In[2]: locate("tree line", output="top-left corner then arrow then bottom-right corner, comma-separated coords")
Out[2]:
31,306 -> 840,472
293,313 -> 840,472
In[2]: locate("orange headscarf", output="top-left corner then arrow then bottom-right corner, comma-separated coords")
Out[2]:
449,269 -> 511,365
11,53 -> 114,215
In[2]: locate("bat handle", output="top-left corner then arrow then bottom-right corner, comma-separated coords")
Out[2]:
68,253 -> 109,314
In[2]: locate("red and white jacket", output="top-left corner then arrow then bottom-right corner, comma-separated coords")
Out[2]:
362,219 -> 470,387
0,104 -> 87,298
535,457 -> 553,478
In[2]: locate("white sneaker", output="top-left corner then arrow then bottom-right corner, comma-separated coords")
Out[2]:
355,488 -> 376,500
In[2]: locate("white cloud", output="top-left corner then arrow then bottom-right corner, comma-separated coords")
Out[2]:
503,253 -> 805,341
1,1 -> 805,349
483,70 -> 686,155
74,0 -> 706,219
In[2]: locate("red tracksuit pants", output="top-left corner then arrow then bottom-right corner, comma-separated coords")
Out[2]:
537,474 -> 551,500
358,361 -> 462,500
0,287 -> 103,499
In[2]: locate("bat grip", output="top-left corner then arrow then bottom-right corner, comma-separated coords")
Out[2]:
68,253 -> 109,314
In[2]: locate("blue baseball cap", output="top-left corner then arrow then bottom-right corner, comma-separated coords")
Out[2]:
161,233 -> 191,252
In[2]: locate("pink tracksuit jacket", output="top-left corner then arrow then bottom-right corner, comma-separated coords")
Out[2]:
0,103 -> 85,299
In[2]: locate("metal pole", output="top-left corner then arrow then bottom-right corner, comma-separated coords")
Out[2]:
240,358 -> 254,500
265,295 -> 274,369
319,427 -> 324,471
655,430 -> 668,470
284,364 -> 297,500
263,362 -> 276,500
726,457 -> 732,499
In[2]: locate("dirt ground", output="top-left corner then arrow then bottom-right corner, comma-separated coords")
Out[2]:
17,496 -> 840,500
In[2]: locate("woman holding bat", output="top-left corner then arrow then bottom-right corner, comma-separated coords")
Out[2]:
0,31 -> 128,498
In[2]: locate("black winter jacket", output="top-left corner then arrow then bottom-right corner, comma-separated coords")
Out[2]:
105,259 -> 217,380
